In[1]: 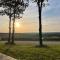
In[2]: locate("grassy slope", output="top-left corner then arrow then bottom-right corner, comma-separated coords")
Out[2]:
0,44 -> 60,60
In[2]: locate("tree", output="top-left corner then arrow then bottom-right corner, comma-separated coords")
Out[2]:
33,0 -> 48,46
11,0 -> 29,44
37,0 -> 44,46
0,0 -> 29,44
21,0 -> 48,46
0,0 -> 12,44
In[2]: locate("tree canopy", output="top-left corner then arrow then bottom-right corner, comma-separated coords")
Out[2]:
0,0 -> 29,19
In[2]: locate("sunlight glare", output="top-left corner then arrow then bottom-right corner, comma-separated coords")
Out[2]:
15,22 -> 20,28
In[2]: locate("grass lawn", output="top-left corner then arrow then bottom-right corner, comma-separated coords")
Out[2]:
0,43 -> 60,60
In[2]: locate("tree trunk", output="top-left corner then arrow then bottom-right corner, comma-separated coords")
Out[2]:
11,0 -> 16,44
8,7 -> 11,44
11,18 -> 15,44
11,12 -> 15,44
37,1 -> 43,46
8,16 -> 11,44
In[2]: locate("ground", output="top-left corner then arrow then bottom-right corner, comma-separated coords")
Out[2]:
0,43 -> 60,60
0,53 -> 16,60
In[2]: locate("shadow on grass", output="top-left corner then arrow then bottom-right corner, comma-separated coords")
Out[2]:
35,44 -> 49,48
2,43 -> 16,54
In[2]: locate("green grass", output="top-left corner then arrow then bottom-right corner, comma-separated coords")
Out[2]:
0,44 -> 60,60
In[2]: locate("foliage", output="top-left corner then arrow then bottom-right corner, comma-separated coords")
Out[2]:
0,0 -> 29,19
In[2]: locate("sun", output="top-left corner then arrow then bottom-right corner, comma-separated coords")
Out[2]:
15,22 -> 20,28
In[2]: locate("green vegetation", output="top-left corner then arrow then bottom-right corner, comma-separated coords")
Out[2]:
1,33 -> 60,41
0,44 -> 60,60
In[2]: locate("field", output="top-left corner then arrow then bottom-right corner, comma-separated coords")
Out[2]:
0,44 -> 60,60
0,32 -> 60,60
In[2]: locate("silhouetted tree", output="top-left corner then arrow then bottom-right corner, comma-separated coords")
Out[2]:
34,0 -> 48,46
17,0 -> 48,46
11,0 -> 29,44
0,0 -> 29,44
0,0 -> 12,44
37,0 -> 44,46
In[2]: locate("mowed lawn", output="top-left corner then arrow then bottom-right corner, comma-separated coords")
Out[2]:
0,43 -> 60,60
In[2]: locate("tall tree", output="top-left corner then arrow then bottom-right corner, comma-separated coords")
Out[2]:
34,0 -> 48,46
0,0 -> 12,44
37,0 -> 44,46
0,0 -> 29,44
37,0 -> 48,46
8,7 -> 12,44
11,0 -> 29,44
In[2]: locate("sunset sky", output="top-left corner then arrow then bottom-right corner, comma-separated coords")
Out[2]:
0,0 -> 60,33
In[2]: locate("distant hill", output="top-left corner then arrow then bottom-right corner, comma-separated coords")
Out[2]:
0,32 -> 60,41
0,33 -> 39,41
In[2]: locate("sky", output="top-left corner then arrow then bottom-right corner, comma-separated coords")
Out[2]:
0,0 -> 60,33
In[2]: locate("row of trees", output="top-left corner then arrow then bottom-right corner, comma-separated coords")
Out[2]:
0,0 -> 48,46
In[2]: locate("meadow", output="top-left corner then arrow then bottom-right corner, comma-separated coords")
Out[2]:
0,32 -> 60,60
0,44 -> 60,60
